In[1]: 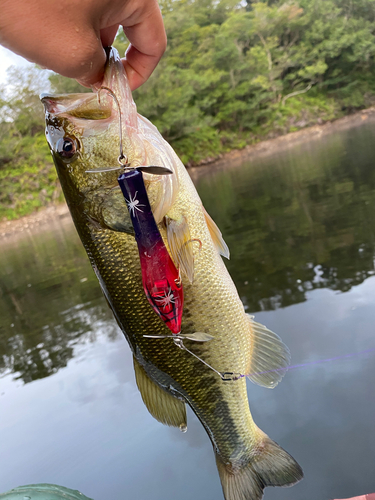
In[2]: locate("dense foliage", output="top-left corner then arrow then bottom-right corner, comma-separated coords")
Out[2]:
133,0 -> 375,163
0,67 -> 62,220
2,0 -> 375,219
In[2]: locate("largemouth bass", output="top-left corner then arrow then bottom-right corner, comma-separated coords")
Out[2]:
41,48 -> 302,500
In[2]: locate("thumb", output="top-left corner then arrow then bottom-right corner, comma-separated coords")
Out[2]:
68,30 -> 108,87
76,24 -> 120,87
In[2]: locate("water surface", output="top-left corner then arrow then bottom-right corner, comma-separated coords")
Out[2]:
1,120 -> 375,500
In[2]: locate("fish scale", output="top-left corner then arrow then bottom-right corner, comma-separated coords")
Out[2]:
41,47 -> 302,500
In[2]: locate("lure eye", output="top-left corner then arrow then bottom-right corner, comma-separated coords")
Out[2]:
56,137 -> 78,159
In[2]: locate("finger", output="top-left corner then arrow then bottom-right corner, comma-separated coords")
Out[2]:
72,22 -> 121,87
100,24 -> 120,48
72,35 -> 107,88
121,1 -> 166,90
73,25 -> 111,87
77,24 -> 119,88
0,0 -> 108,86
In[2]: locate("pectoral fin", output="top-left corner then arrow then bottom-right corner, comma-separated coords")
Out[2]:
101,188 -> 134,234
246,315 -> 290,388
202,207 -> 230,259
133,357 -> 187,428
83,187 -> 134,234
165,216 -> 196,284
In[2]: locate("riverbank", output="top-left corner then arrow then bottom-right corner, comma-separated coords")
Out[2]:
2,106 -> 375,239
0,204 -> 71,240
190,106 -> 375,172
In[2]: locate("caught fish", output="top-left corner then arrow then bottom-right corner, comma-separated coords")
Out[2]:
41,48 -> 303,500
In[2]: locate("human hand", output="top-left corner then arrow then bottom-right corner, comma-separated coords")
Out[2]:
0,0 -> 166,90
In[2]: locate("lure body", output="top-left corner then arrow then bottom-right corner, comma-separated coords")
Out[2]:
118,169 -> 183,335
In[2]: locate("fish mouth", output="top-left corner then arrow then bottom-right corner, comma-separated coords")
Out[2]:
40,47 -> 137,132
40,48 -> 127,118
41,92 -> 112,120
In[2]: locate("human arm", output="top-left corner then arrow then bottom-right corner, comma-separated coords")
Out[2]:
0,0 -> 166,90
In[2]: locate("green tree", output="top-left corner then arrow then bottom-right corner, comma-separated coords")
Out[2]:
0,66 -> 59,220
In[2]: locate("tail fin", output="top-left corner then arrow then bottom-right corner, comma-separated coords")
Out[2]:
215,434 -> 303,500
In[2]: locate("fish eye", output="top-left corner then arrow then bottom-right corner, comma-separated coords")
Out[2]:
56,137 -> 78,159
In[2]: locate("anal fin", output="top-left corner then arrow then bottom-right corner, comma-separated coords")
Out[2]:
133,357 -> 187,428
247,315 -> 291,388
202,206 -> 230,259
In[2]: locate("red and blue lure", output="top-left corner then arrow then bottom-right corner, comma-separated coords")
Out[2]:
117,168 -> 183,336
91,85 -> 240,381
117,167 -> 240,381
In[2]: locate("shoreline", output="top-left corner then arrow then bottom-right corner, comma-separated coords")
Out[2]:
0,204 -> 71,240
2,107 -> 375,240
190,106 -> 375,172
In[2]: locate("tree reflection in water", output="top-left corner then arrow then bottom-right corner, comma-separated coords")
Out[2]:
196,120 -> 375,311
0,219 -> 119,383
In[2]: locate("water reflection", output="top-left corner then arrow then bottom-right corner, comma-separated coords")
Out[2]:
0,218 -> 115,383
195,121 -> 375,311
1,120 -> 375,500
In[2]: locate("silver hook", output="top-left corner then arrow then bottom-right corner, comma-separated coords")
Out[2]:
86,88 -> 173,176
143,332 -> 243,381
98,86 -> 128,166
85,164 -> 174,175
172,337 -> 243,381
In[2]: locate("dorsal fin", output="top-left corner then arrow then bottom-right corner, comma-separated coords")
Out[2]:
246,315 -> 290,388
202,207 -> 230,259
133,357 -> 187,428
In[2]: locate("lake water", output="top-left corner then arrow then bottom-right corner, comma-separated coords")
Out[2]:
1,120 -> 375,500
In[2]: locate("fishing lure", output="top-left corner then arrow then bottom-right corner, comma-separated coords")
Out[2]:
86,86 -> 241,382
116,164 -> 241,381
